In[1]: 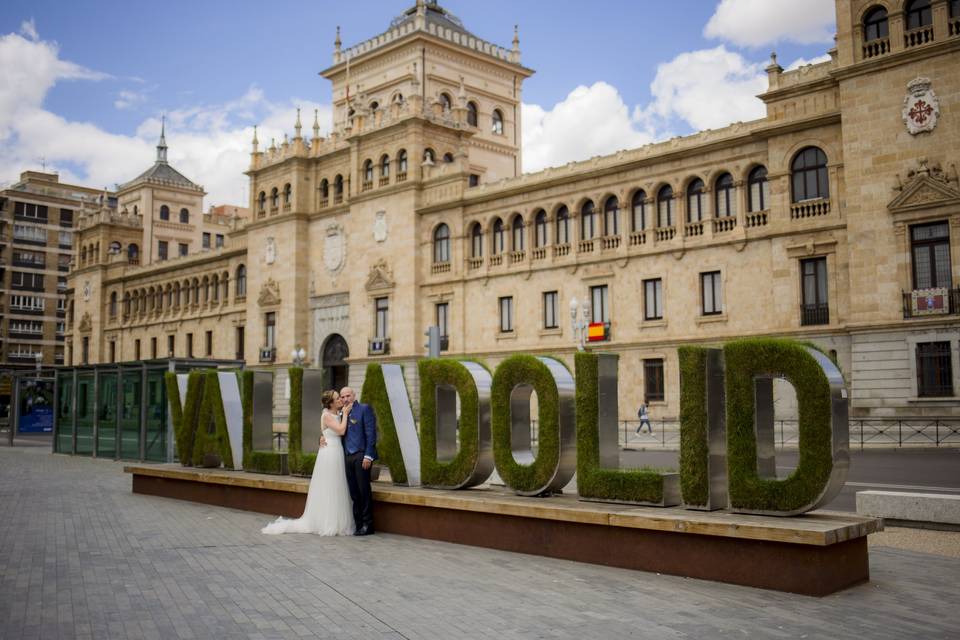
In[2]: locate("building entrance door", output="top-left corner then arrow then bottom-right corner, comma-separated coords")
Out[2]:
322,334 -> 349,392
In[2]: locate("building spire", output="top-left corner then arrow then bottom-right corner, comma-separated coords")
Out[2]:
157,115 -> 168,163
294,107 -> 302,139
313,109 -> 320,139
251,125 -> 259,153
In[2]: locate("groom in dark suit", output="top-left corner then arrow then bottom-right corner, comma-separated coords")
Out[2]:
338,387 -> 377,535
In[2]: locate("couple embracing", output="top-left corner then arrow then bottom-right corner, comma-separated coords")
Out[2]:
262,387 -> 377,537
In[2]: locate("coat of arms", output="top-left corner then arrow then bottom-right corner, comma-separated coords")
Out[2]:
324,224 -> 345,274
902,77 -> 940,136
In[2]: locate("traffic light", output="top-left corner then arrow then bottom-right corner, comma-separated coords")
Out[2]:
424,325 -> 440,358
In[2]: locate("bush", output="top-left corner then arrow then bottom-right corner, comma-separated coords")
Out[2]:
490,354 -> 564,495
285,368 -> 309,475
677,347 -> 710,507
239,370 -> 287,475
191,370 -> 234,468
724,338 -> 834,513
419,358 -> 483,488
574,352 -> 667,504
360,363 -> 407,484
166,370 -> 205,466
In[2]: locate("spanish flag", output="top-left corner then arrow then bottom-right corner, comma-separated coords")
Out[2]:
587,322 -> 606,342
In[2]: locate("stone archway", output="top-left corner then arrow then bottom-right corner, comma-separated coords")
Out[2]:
321,334 -> 349,393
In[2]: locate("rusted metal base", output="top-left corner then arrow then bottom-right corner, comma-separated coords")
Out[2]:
130,471 -> 871,597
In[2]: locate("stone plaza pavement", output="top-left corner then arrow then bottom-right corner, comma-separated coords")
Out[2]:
1,446 -> 958,640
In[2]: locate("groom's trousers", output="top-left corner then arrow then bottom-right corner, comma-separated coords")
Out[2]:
344,452 -> 373,530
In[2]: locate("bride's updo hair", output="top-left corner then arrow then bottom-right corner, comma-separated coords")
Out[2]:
321,390 -> 338,409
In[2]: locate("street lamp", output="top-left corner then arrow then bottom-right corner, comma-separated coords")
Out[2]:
569,297 -> 591,351
291,346 -> 307,366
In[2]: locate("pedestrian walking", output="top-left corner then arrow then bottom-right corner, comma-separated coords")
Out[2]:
636,401 -> 652,434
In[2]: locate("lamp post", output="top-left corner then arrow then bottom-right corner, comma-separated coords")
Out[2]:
291,346 -> 307,367
569,297 -> 591,351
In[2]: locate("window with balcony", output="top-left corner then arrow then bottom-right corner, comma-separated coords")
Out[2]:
435,303 -> 449,350
375,297 -> 389,338
644,359 -> 665,402
911,222 -> 952,289
580,201 -> 596,240
543,291 -> 558,329
492,218 -> 505,255
591,285 -> 610,325
433,223 -> 450,263
556,206 -> 570,244
748,166 -> 769,212
470,222 -> 483,258
644,278 -> 663,320
631,191 -> 647,231
916,342 -> 953,397
499,296 -> 513,332
236,264 -> 247,297
791,147 -> 829,202
13,224 -> 46,243
701,271 -> 723,315
801,257 -> 830,325
906,0 -> 932,30
264,313 -> 276,350
687,179 -> 705,222
715,173 -> 735,217
511,216 -> 525,251
467,102 -> 478,127
603,196 -> 620,236
863,6 -> 889,41
657,186 -> 674,227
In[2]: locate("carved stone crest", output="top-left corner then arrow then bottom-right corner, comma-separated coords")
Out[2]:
257,278 -> 281,307
82,281 -> 91,302
324,224 -> 345,274
373,210 -> 388,243
264,237 -> 276,265
78,312 -> 92,333
902,77 -> 940,136
365,259 -> 395,291
888,158 -> 960,213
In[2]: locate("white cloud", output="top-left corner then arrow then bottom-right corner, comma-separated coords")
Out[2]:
704,0 -> 835,47
0,26 -> 330,206
785,53 -> 832,70
19,19 -> 38,41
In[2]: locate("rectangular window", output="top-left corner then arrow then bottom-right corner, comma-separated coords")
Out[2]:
469,174 -> 480,187
543,291 -> 559,329
435,303 -> 449,337
205,330 -> 213,356
12,272 -> 44,289
499,296 -> 514,332
644,278 -> 663,320
10,295 -> 44,311
59,208 -> 74,226
178,243 -> 188,257
134,339 -> 141,361
58,230 -> 72,246
109,341 -> 116,364
215,234 -> 224,248
82,337 -> 89,365
13,224 -> 46,242
916,342 -> 953,397
375,297 -> 389,338
658,199 -> 672,228
800,257 -> 829,325
186,333 -> 194,358
158,240 -> 168,261
202,232 -> 211,249
911,222 -> 952,290
644,358 -> 665,402
168,334 -> 175,357
701,271 -> 723,315
14,202 -> 48,221
151,337 -> 157,359
590,285 -> 609,323
265,312 -> 276,349
236,326 -> 245,360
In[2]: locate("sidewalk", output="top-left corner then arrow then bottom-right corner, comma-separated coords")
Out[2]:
1,446 -> 958,639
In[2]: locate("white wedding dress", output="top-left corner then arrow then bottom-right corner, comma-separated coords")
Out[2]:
261,411 -> 355,536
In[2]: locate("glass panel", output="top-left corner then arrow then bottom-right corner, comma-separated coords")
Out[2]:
56,373 -> 73,453
97,373 -> 118,458
120,370 -> 143,460
145,370 -> 168,462
914,246 -> 933,289
934,243 -> 952,288
816,260 -> 828,302
75,375 -> 94,455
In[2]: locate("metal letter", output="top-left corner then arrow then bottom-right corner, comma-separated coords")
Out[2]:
381,364 -> 421,486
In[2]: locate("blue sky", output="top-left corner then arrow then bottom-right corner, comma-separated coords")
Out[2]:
0,0 -> 837,205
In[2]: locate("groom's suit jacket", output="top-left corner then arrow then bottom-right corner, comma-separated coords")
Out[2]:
343,402 -> 378,461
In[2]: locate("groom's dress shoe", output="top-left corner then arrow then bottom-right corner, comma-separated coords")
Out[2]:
354,525 -> 374,536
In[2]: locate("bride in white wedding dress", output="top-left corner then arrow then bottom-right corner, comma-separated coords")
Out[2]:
261,390 -> 355,536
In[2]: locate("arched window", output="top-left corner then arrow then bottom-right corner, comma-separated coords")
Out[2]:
748,166 -> 769,212
492,218 -> 505,254
423,148 -> 435,164
159,205 -> 170,221
511,216 -> 525,251
380,155 -> 390,178
270,188 -> 279,208
534,210 -> 548,247
221,272 -> 229,300
128,243 -> 139,264
192,279 -> 200,305
123,292 -> 131,316
657,185 -> 674,227
470,222 -> 483,258
439,93 -> 452,111
319,179 -> 329,199
715,173 -> 735,218
181,281 -> 190,307
393,93 -> 404,104
166,285 -> 173,308
211,275 -> 219,302
443,152 -> 454,163
433,224 -> 450,263
491,109 -> 504,135
179,207 -> 189,224
109,292 -> 118,318
364,160 -> 374,183
398,150 -> 408,174
133,205 -> 138,216
80,246 -> 87,262
687,178 -> 704,222
556,206 -> 570,244
631,190 -> 647,231
283,183 -> 292,205
580,200 -> 596,240
603,196 -> 620,236
235,264 -> 247,298
172,283 -> 180,308
467,101 -> 478,127
906,0 -> 932,30
258,191 -> 266,212
863,6 -> 889,40
791,146 -> 829,202
369,100 -> 379,113
109,241 -> 121,254
334,175 -> 344,196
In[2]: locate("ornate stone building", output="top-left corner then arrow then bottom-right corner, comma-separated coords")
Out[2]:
68,0 -> 960,420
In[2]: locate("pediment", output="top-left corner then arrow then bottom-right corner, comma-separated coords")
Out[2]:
365,259 -> 395,291
888,162 -> 960,214
257,279 -> 281,307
